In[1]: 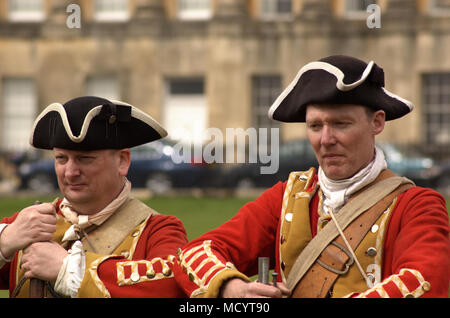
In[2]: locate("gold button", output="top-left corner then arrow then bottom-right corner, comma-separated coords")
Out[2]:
130,272 -> 140,282
285,213 -> 293,222
422,281 -> 431,292
121,250 -> 130,258
162,267 -> 172,276
405,293 -> 414,298
366,247 -> 377,257
371,224 -> 379,233
109,114 -> 117,124
132,230 -> 140,237
146,269 -> 156,279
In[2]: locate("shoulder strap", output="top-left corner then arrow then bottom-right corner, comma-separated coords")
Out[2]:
286,172 -> 414,293
83,198 -> 158,255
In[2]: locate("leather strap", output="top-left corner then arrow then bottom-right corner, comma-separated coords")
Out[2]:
291,182 -> 412,297
287,170 -> 414,296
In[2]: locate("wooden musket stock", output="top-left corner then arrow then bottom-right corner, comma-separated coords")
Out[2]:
29,278 -> 45,298
29,201 -> 46,298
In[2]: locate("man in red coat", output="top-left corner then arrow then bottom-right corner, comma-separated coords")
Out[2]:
0,96 -> 187,297
174,55 -> 450,298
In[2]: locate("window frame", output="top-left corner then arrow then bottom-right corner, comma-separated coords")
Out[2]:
259,0 -> 293,21
177,0 -> 212,21
422,72 -> 450,149
93,0 -> 130,23
8,0 -> 45,22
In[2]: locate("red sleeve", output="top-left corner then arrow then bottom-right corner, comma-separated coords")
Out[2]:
385,187 -> 450,297
174,181 -> 286,297
0,213 -> 19,290
96,214 -> 188,298
353,187 -> 450,298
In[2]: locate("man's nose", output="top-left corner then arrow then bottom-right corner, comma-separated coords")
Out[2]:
320,125 -> 337,146
64,159 -> 81,178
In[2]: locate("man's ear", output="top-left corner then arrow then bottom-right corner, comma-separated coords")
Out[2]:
372,110 -> 386,136
117,148 -> 131,177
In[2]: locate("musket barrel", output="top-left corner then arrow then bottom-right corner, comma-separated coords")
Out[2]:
258,257 -> 269,284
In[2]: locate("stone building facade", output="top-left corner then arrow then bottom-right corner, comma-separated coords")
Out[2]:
0,0 -> 449,159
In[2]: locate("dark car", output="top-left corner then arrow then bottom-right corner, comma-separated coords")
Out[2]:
378,142 -> 441,188
17,156 -> 57,193
221,139 -> 442,190
222,139 -> 318,189
434,160 -> 450,196
127,140 -> 217,194
17,139 -> 217,194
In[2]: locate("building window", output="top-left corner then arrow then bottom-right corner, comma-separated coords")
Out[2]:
94,0 -> 129,22
260,0 -> 292,20
345,0 -> 377,18
429,0 -> 450,15
86,76 -> 120,101
1,79 -> 37,152
178,0 -> 212,20
8,0 -> 45,22
252,75 -> 281,130
422,73 -> 450,148
164,78 -> 208,144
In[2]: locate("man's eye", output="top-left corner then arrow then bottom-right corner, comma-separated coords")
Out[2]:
79,156 -> 95,163
55,156 -> 67,163
335,122 -> 350,128
308,123 -> 322,130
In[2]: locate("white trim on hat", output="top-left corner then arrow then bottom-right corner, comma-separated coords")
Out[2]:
381,87 -> 414,111
30,101 -> 167,146
29,102 -> 102,146
110,100 -> 168,138
268,60 -> 376,119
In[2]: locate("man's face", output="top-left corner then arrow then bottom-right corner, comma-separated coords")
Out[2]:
305,104 -> 385,180
53,148 -> 130,214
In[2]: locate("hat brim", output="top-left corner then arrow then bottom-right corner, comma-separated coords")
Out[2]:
268,60 -> 414,122
30,99 -> 167,150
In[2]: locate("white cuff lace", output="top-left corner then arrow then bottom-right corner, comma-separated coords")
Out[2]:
54,240 -> 86,298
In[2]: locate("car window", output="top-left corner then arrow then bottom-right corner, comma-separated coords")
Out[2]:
131,143 -> 164,160
279,140 -> 306,157
305,142 -> 316,157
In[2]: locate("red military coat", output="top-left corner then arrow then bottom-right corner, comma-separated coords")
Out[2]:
174,170 -> 450,298
0,199 -> 188,298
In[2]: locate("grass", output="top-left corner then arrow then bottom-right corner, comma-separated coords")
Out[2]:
0,194 -> 449,298
0,194 -> 255,241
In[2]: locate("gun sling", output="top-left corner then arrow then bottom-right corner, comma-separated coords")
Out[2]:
287,170 -> 413,298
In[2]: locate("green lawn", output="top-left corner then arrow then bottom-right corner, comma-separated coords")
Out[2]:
0,194 -> 255,241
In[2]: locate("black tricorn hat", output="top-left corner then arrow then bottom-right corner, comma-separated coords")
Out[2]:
30,96 -> 167,150
268,55 -> 414,122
